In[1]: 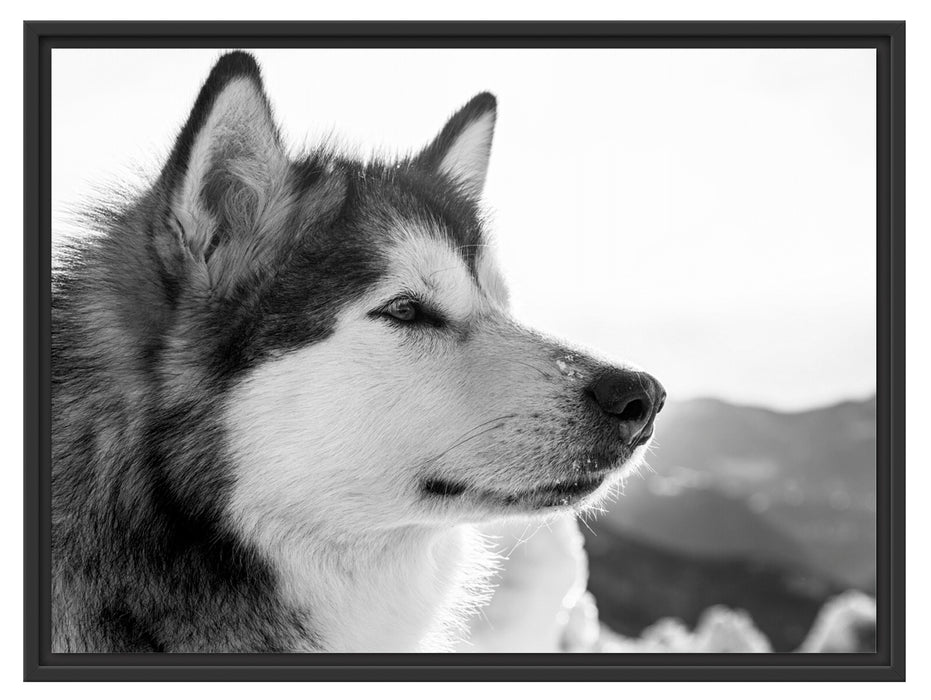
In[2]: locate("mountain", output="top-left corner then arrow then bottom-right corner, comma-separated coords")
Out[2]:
596,395 -> 876,589
599,479 -> 812,568
584,527 -> 842,652
645,396 -> 876,500
582,395 -> 876,650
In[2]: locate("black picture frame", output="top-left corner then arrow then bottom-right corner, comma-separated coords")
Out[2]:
24,20 -> 905,682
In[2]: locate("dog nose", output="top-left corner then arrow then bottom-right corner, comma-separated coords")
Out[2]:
585,370 -> 665,446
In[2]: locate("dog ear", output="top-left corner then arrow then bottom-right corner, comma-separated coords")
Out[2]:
414,92 -> 497,199
160,51 -> 286,266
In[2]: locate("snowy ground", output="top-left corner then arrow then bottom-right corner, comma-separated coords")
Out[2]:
463,516 -> 876,653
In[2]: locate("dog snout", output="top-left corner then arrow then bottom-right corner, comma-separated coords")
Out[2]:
585,370 -> 666,447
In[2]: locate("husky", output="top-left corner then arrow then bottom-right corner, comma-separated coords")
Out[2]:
52,51 -> 665,653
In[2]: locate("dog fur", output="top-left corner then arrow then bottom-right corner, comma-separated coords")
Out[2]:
52,51 -> 662,652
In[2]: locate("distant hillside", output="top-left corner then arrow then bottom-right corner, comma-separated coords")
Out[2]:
583,395 -> 876,650
648,396 -> 876,499
584,526 -> 842,652
599,480 -> 812,568
597,395 -> 876,589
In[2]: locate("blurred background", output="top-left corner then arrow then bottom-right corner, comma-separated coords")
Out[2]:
583,395 -> 876,652
53,48 -> 876,653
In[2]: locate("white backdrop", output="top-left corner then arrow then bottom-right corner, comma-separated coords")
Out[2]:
52,48 -> 875,410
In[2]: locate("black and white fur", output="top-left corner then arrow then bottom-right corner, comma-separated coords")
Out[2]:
52,52 -> 663,652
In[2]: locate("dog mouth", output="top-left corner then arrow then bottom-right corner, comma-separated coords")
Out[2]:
422,453 -> 623,510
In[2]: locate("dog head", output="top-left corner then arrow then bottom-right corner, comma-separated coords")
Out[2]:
149,53 -> 664,540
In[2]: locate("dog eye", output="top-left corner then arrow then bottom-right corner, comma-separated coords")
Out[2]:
375,297 -> 446,328
385,299 -> 419,323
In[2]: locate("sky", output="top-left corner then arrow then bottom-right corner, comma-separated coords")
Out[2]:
52,48 -> 876,411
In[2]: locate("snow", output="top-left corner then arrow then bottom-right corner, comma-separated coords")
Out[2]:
797,590 -> 877,653
462,517 -> 876,653
555,357 -> 584,381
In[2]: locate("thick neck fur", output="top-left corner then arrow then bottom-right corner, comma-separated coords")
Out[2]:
262,524 -> 495,652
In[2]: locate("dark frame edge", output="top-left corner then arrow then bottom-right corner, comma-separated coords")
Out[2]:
23,19 -> 42,683
15,664 -> 910,683
15,19 -> 910,38
885,19 -> 906,683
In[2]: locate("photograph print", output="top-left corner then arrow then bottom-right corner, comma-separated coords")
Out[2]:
48,44 -> 879,657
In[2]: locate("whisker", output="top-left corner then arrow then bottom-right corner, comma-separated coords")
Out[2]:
578,514 -> 598,538
417,414 -> 519,470
505,521 -> 535,558
495,357 -> 554,380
